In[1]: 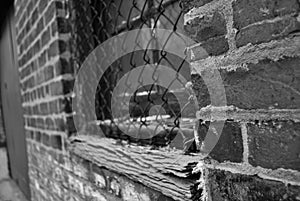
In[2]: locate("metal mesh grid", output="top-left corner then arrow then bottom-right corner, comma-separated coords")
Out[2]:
71,0 -> 197,151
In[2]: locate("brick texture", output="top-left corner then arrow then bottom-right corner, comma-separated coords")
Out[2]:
184,11 -> 229,56
197,120 -> 243,163
233,0 -> 300,29
233,0 -> 300,47
207,169 -> 300,201
248,120 -> 300,171
184,0 -> 300,200
236,16 -> 300,47
192,57 -> 300,109
180,0 -> 213,13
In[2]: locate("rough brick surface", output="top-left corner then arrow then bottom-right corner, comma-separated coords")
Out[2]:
184,11 -> 229,56
233,0 -> 300,29
184,0 -> 300,200
236,16 -> 300,47
197,121 -> 243,163
207,169 -> 300,201
180,0 -> 213,13
248,120 -> 300,171
197,36 -> 229,56
184,12 -> 227,42
192,57 -> 300,109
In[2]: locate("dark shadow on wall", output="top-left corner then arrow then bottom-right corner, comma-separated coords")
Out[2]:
0,0 -> 14,39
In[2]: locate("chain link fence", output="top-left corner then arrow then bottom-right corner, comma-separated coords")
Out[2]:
71,0 -> 198,151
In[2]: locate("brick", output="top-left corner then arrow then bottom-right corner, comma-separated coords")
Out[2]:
37,86 -> 45,99
38,0 -> 48,13
197,120 -> 243,163
62,80 -> 74,94
31,7 -> 39,26
180,0 -> 213,13
44,65 -> 54,81
49,99 -> 60,114
196,35 -> 229,57
233,0 -> 300,29
42,133 -> 50,146
41,28 -> 51,47
38,50 -> 47,67
36,17 -> 44,33
50,81 -> 63,96
62,97 -> 72,114
25,129 -> 34,140
55,1 -> 63,9
66,116 -> 76,136
45,2 -> 56,25
33,39 -> 41,55
31,60 -> 38,72
32,90 -> 37,102
25,20 -> 31,34
29,117 -> 35,127
39,102 -> 48,114
27,1 -> 34,18
20,64 -> 31,79
33,105 -> 39,114
44,85 -> 50,96
48,41 -> 59,59
207,169 -> 300,201
18,14 -> 27,33
184,12 -> 227,43
26,47 -> 34,63
45,118 -> 54,130
50,135 -> 62,150
36,71 -> 45,85
57,17 -> 71,33
192,57 -> 300,109
248,120 -> 300,171
54,58 -> 73,75
236,16 -> 300,47
55,118 -> 65,131
48,40 -> 68,60
51,20 -> 58,36
34,131 -> 41,142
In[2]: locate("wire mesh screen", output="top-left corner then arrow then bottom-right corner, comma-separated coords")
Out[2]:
71,0 -> 198,151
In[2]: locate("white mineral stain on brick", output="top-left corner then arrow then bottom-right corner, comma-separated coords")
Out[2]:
297,14 -> 300,22
52,181 -> 62,198
122,183 -> 150,201
91,190 -> 107,201
54,167 -> 63,181
84,184 -> 107,201
110,179 -> 121,196
73,163 -> 88,178
94,173 -> 106,188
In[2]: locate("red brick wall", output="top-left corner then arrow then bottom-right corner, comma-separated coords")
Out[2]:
183,0 -> 300,200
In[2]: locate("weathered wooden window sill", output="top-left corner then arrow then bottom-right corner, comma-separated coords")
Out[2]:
69,135 -> 202,201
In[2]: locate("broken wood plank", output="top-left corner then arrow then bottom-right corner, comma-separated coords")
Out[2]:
69,135 -> 203,201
